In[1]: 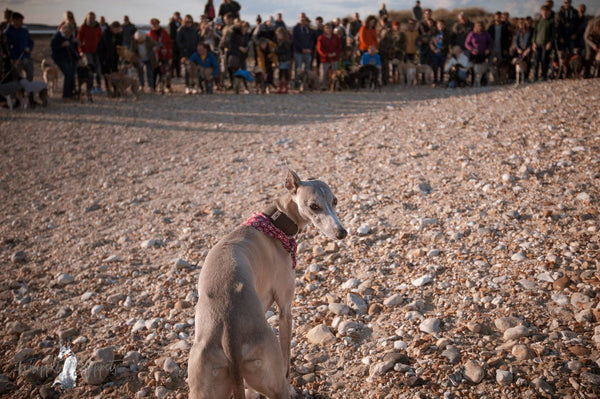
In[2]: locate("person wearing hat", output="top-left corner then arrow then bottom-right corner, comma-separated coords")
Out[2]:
130,30 -> 159,92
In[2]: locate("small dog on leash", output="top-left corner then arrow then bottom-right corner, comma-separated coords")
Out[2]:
328,69 -> 349,91
0,81 -> 24,111
19,79 -> 48,108
41,59 -> 60,95
349,64 -> 381,91
188,170 -> 347,399
77,61 -> 94,103
416,64 -> 434,85
473,62 -> 490,87
181,57 -> 199,93
492,57 -> 512,85
105,70 -> 140,99
297,69 -> 320,93
416,64 -> 433,84
568,50 -> 583,79
512,57 -> 528,85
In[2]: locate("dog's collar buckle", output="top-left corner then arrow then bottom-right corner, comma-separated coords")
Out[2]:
263,205 -> 298,236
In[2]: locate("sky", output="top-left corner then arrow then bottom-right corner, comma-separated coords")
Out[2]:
3,0 -> 600,26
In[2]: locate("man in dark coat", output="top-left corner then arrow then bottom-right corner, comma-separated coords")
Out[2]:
96,21 -> 122,76
487,11 -> 511,60
50,24 -> 79,99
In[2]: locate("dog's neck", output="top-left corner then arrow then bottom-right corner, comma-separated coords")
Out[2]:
263,193 -> 307,235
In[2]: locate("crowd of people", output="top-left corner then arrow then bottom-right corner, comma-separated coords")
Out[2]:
1,0 -> 600,103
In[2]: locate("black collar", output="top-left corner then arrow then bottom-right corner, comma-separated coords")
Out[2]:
263,204 -> 299,236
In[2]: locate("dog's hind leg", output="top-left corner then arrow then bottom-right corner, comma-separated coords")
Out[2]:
188,342 -> 233,399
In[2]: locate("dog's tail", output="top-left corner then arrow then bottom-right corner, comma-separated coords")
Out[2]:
222,322 -> 245,399
41,58 -> 49,70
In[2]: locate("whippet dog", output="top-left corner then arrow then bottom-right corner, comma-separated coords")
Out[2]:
188,170 -> 347,399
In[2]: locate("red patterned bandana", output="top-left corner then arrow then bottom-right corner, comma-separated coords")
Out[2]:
242,212 -> 298,269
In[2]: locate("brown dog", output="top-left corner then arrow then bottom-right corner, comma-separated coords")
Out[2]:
105,70 -> 139,99
41,59 -> 60,95
188,170 -> 347,399
328,69 -> 349,91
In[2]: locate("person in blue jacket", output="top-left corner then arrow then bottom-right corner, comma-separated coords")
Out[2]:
3,12 -> 34,81
189,42 -> 220,94
50,24 -> 80,99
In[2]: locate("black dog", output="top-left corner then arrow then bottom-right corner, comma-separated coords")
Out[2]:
77,64 -> 94,103
349,64 -> 381,91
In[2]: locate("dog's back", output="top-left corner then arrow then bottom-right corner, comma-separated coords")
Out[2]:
189,226 -> 292,399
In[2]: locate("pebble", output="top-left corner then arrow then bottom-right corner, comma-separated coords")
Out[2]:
383,293 -> 403,307
370,361 -> 394,377
441,345 -> 461,364
329,303 -> 350,315
91,305 -> 104,316
56,273 -> 74,286
155,386 -> 168,398
163,357 -> 180,374
13,348 -> 34,363
174,259 -> 192,269
357,224 -> 371,236
419,318 -> 441,334
532,377 -> 554,395
464,360 -> 485,384
337,320 -> 360,334
141,239 -> 157,249
512,344 -> 532,361
11,251 -> 26,263
503,325 -> 530,341
511,253 -> 527,262
496,369 -> 513,385
132,319 -> 146,333
306,324 -> 336,345
411,275 -> 432,287
346,293 -> 367,315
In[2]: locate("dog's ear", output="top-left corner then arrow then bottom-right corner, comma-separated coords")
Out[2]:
285,169 -> 301,193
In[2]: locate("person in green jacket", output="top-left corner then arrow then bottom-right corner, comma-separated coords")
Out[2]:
532,5 -> 557,81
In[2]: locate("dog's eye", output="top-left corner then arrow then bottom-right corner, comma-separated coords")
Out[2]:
310,203 -> 321,211
332,197 -> 338,206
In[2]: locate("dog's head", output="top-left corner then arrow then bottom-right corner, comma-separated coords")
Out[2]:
284,170 -> 347,240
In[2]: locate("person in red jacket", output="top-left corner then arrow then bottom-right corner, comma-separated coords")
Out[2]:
77,12 -> 103,93
316,23 -> 342,90
148,18 -> 172,92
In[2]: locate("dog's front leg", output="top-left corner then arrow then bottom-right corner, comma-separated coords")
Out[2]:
278,305 -> 293,377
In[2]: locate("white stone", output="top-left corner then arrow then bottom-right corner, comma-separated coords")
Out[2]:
496,369 -> 512,385
357,224 -> 371,236
307,324 -> 336,345
412,275 -> 432,287
419,318 -> 441,334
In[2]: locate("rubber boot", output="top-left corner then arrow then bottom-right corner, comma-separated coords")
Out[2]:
274,81 -> 283,94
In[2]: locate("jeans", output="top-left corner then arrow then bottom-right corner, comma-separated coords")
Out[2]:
319,61 -> 337,89
84,53 -> 102,87
15,58 -> 34,81
294,51 -> 312,77
432,53 -> 446,83
533,45 -> 550,80
138,60 -> 154,88
55,59 -> 77,98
